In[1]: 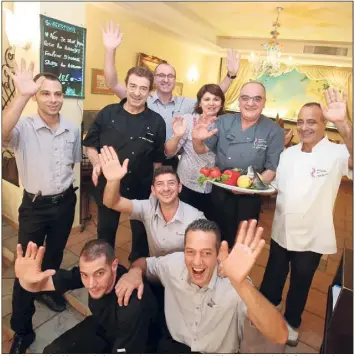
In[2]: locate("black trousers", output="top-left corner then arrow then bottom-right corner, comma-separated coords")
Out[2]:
259,239 -> 322,328
179,184 -> 212,220
11,188 -> 77,334
96,203 -> 147,253
210,185 -> 261,247
43,316 -> 111,353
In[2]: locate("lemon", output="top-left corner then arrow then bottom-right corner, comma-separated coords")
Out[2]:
237,175 -> 252,188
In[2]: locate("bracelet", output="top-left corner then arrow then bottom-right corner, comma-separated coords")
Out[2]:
227,72 -> 237,79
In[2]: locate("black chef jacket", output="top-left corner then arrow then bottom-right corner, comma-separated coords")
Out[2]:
52,264 -> 157,353
83,99 -> 166,200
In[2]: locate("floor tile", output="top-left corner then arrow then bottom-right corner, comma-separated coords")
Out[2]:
2,263 -> 16,279
2,236 -> 18,253
60,249 -> 79,269
115,247 -> 130,269
304,288 -> 327,319
311,270 -> 334,294
115,225 -> 132,247
69,239 -> 90,256
29,310 -> 83,353
326,258 -> 341,277
67,230 -> 95,247
2,225 -> 18,240
120,241 -> 132,253
299,310 -> 325,350
2,279 -> 14,296
285,340 -> 319,354
2,295 -> 13,317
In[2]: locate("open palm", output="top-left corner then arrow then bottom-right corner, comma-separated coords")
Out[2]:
322,88 -> 347,123
5,59 -> 44,97
15,242 -> 55,285
99,146 -> 129,181
226,48 -> 241,76
172,116 -> 187,138
191,115 -> 217,141
102,20 -> 123,50
219,220 -> 265,284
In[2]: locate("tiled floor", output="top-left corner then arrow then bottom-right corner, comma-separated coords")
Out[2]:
2,179 -> 352,353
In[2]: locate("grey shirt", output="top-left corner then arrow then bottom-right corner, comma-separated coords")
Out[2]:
4,114 -> 81,195
147,92 -> 196,140
205,113 -> 284,172
146,252 -> 248,353
130,195 -> 205,257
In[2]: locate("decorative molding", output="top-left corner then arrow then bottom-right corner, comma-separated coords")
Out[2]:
2,47 -> 16,110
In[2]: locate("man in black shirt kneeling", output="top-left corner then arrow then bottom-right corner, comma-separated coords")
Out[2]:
15,239 -> 157,354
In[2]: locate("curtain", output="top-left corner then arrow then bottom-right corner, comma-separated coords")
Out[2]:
222,59 -> 353,122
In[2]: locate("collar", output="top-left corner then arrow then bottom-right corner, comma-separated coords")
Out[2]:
32,113 -> 70,134
118,97 -> 149,114
298,135 -> 329,153
154,199 -> 184,223
151,91 -> 176,105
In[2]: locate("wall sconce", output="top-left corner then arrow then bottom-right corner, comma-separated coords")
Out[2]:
187,65 -> 199,83
4,8 -> 32,50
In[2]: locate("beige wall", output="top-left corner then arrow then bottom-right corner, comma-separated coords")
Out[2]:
2,2 -> 85,227
83,3 -> 219,110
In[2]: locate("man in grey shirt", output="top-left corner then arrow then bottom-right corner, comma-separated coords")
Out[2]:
118,218 -> 288,353
102,21 -> 240,169
2,59 -> 81,353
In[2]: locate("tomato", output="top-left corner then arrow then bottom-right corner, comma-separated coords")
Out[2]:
224,176 -> 238,186
223,169 -> 234,177
209,168 -> 221,178
200,168 -> 210,177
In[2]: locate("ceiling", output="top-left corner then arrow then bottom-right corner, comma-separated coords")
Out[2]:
98,1 -> 353,65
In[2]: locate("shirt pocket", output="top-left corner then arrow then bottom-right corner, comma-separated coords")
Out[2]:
62,133 -> 75,165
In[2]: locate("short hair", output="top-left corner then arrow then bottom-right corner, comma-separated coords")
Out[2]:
194,84 -> 225,115
240,81 -> 266,95
152,165 -> 180,184
154,62 -> 176,77
184,219 -> 221,251
80,240 -> 115,265
125,66 -> 154,91
33,72 -> 62,86
299,102 -> 325,120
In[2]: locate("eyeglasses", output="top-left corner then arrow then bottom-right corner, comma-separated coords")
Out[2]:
239,95 -> 264,103
155,73 -> 176,80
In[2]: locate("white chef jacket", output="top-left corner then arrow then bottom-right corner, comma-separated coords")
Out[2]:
272,136 -> 352,254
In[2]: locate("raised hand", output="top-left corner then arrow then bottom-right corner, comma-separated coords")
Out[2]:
15,242 -> 56,286
4,59 -> 45,97
284,128 -> 293,147
101,20 -> 123,50
92,163 -> 102,187
218,220 -> 265,284
226,49 -> 241,77
172,116 -> 187,138
191,114 -> 218,142
321,88 -> 347,123
99,146 -> 129,181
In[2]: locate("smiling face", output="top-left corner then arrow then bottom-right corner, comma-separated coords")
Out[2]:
238,82 -> 266,122
151,173 -> 181,205
126,74 -> 151,110
297,105 -> 326,146
34,79 -> 63,118
199,91 -> 223,117
154,63 -> 176,95
79,255 -> 118,299
184,230 -> 218,288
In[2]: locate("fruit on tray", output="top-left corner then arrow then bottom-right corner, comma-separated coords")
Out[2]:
237,175 -> 252,188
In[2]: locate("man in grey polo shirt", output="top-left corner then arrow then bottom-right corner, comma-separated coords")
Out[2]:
102,21 -> 240,169
123,218 -> 287,353
3,59 -> 81,353
192,81 -> 284,247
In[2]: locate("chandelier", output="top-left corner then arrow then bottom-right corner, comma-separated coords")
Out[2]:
249,7 -> 292,78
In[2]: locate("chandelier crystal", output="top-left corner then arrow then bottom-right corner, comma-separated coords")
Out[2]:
249,7 -> 292,78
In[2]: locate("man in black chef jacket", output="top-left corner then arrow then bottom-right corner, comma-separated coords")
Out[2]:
15,239 -> 157,353
83,66 -> 166,251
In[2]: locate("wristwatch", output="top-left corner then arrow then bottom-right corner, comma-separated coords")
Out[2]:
227,72 -> 237,79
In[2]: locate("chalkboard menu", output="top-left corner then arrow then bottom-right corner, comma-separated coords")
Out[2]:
40,15 -> 86,98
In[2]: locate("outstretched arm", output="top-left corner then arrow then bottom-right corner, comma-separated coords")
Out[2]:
2,59 -> 45,143
102,20 -> 127,99
15,242 -> 56,293
219,220 -> 288,345
219,49 -> 240,93
322,88 -> 353,169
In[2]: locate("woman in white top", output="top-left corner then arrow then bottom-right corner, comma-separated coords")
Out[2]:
165,84 -> 225,219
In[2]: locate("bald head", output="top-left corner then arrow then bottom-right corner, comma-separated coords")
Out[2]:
154,63 -> 176,77
240,81 -> 266,96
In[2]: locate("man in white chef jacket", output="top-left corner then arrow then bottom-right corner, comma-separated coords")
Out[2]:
259,87 -> 353,346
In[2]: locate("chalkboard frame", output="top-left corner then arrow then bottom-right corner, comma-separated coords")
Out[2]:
39,14 -> 86,99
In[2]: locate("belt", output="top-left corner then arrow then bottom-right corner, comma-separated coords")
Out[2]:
24,185 -> 77,204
